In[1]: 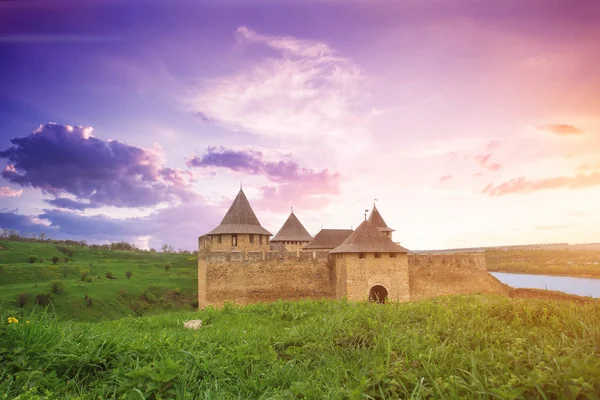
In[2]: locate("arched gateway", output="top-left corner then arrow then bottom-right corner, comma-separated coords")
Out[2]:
369,285 -> 388,304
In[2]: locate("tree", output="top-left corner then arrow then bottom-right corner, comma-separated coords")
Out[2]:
52,256 -> 59,265
163,263 -> 171,271
39,233 -> 47,241
162,244 -> 169,253
126,271 -> 132,279
28,255 -> 38,264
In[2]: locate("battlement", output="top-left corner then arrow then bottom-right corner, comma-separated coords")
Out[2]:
202,250 -> 331,265
408,253 -> 486,269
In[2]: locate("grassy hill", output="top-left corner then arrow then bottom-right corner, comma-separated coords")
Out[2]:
1,296 -> 599,399
0,240 -> 198,321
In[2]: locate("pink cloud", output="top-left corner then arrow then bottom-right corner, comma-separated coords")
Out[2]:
0,186 -> 23,197
482,171 -> 600,196
537,124 -> 583,135
439,174 -> 453,182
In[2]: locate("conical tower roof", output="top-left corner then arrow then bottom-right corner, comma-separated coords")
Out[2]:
368,204 -> 394,232
330,220 -> 408,253
271,212 -> 313,242
207,189 -> 271,235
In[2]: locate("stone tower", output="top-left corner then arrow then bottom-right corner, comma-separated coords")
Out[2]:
202,189 -> 271,252
271,211 -> 313,252
330,219 -> 409,303
368,204 -> 395,240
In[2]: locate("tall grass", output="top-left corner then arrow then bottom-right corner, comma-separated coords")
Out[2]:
2,295 -> 600,399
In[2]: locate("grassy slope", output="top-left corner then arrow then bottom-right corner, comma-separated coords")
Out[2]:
486,249 -> 600,278
0,241 -> 198,321
1,296 -> 600,399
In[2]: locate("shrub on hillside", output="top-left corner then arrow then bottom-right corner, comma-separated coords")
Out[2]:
28,255 -> 38,263
52,256 -> 59,264
89,262 -> 93,268
50,280 -> 65,294
86,277 -> 93,283
64,257 -> 69,263
35,293 -> 51,305
61,266 -> 69,278
105,271 -> 116,279
16,292 -> 29,307
84,293 -> 93,308
80,271 -> 89,281
126,271 -> 132,279
163,263 -> 171,271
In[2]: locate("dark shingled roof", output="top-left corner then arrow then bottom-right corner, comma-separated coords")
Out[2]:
207,189 -> 271,235
368,205 -> 395,232
303,229 -> 353,250
271,212 -> 313,242
330,220 -> 409,253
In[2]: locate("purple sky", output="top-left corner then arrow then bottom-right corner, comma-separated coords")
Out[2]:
1,0 -> 600,250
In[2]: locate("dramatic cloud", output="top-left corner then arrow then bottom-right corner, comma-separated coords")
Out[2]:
537,124 -> 583,135
189,146 -> 340,210
190,26 -> 368,144
0,123 -> 195,209
482,171 -> 600,196
0,211 -> 57,236
0,186 -> 23,197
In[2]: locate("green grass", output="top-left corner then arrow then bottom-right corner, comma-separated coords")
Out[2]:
1,296 -> 600,399
0,241 -> 198,321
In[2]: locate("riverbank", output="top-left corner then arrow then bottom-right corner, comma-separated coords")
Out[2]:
485,248 -> 600,279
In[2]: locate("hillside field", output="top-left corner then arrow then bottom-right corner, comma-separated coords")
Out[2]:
0,241 -> 198,321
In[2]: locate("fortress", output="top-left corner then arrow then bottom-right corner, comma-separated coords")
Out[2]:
197,189 -> 508,308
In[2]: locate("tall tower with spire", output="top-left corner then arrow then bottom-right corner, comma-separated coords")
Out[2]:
368,203 -> 395,240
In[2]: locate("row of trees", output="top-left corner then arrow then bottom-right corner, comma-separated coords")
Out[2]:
0,230 -> 196,254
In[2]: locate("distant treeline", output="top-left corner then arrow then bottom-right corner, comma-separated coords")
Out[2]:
0,229 -> 195,254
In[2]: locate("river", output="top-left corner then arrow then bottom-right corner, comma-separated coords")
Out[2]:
490,272 -> 600,298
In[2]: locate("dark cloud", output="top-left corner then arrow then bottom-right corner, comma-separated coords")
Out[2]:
537,124 -> 583,135
45,198 -> 97,211
482,171 -> 600,196
0,211 -> 58,236
0,123 -> 195,209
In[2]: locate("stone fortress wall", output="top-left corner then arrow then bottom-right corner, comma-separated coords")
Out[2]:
198,251 -> 508,307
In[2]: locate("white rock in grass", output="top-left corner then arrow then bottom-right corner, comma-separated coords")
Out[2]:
184,319 -> 202,330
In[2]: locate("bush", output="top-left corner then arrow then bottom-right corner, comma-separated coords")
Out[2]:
61,266 -> 69,278
35,293 -> 51,305
28,255 -> 38,264
50,280 -> 65,294
163,263 -> 171,271
126,271 -> 132,279
89,262 -> 93,268
16,292 -> 29,307
80,270 -> 89,281
84,293 -> 92,308
86,277 -> 93,283
64,257 -> 69,264
52,256 -> 59,264
105,271 -> 116,280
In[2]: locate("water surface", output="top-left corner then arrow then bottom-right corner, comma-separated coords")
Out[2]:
491,272 -> 600,298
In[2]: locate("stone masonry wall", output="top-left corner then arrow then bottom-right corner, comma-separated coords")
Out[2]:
407,253 -> 510,300
198,250 -> 334,307
208,234 -> 270,253
335,253 -> 410,302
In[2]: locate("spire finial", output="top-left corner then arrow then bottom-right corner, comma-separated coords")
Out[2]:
364,209 -> 369,220
373,198 -> 378,207
291,206 -> 293,214
240,178 -> 242,190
